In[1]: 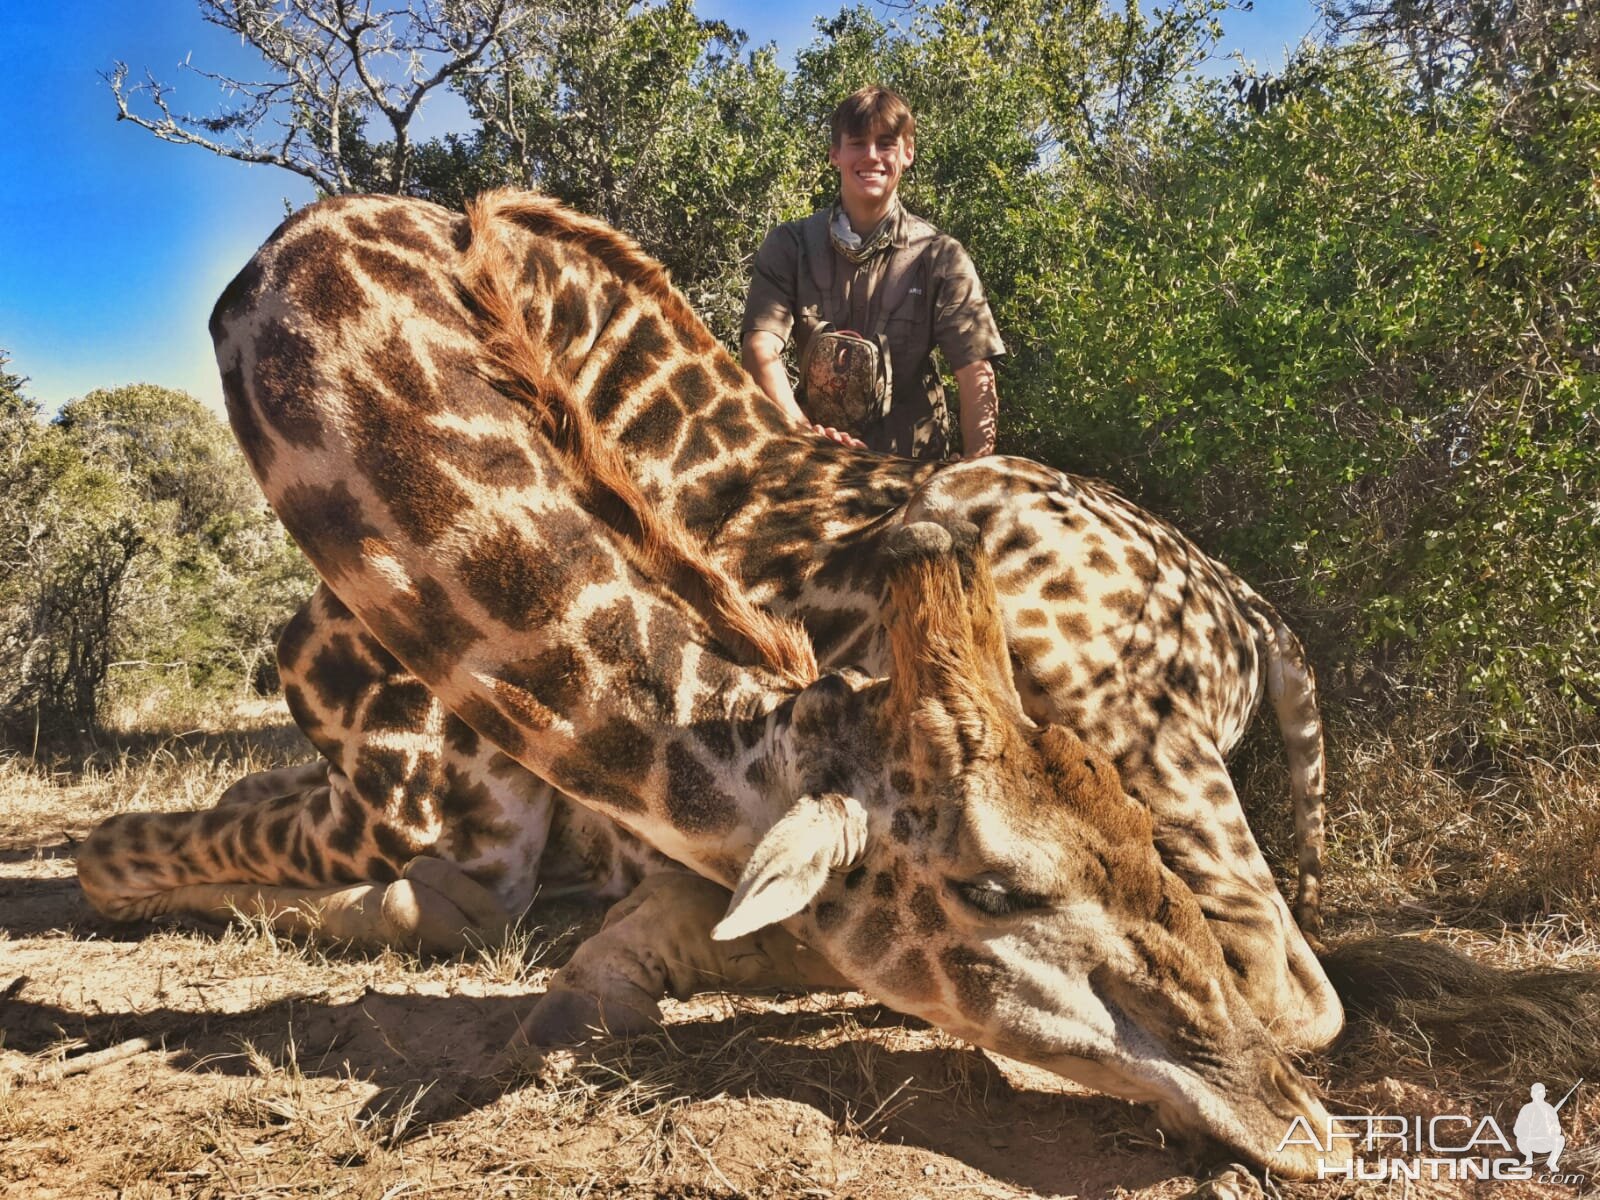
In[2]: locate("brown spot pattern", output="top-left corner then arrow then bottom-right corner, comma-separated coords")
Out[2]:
663,740 -> 736,835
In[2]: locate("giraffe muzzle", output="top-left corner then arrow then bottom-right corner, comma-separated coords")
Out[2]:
1146,1051 -> 1352,1181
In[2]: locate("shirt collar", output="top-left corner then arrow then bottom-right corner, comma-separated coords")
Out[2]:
829,198 -> 904,263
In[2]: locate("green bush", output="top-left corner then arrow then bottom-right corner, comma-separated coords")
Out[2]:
999,49 -> 1598,750
89,0 -> 1600,757
0,378 -> 315,740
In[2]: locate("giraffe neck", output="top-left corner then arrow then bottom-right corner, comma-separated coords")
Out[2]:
476,194 -> 937,557
483,194 -> 790,455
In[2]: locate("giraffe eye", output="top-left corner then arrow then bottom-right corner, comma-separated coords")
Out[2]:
951,877 -> 1043,918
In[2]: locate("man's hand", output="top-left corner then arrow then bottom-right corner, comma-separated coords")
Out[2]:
743,332 -> 868,450
811,424 -> 867,449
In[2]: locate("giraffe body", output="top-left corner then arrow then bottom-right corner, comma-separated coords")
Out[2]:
77,192 -> 1348,1177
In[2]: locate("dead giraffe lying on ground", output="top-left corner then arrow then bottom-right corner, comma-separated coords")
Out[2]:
77,232 -> 1347,1173
80,192 -> 1337,1060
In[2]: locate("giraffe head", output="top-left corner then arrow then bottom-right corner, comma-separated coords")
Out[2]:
714,521 -> 1340,1178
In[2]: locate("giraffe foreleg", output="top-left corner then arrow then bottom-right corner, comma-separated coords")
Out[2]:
77,580 -> 561,952
79,586 -> 569,952
118,856 -> 512,952
518,870 -> 848,1046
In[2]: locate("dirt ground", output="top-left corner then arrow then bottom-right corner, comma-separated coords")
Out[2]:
2,707 -> 1597,1199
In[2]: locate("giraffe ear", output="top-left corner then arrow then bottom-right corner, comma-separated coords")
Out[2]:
711,792 -> 869,942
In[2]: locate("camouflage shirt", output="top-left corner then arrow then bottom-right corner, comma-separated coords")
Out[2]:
742,203 -> 1005,460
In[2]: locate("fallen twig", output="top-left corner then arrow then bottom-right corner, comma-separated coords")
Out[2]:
19,1036 -> 159,1085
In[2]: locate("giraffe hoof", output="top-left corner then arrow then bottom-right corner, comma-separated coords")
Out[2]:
519,986 -> 661,1046
380,873 -> 506,955
400,856 -> 513,944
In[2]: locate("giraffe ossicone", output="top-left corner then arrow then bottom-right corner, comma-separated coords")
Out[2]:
78,190 -> 1350,1178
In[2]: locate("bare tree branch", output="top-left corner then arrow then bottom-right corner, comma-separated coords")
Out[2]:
1324,0 -> 1598,108
108,0 -> 534,196
108,61 -> 344,193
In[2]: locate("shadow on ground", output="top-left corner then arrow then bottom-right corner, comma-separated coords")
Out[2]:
1,974 -> 1178,1196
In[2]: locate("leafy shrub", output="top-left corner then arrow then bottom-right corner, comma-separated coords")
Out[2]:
1001,50 -> 1599,751
90,0 -> 1600,757
0,378 -> 314,741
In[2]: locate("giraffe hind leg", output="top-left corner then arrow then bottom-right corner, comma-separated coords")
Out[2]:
1122,736 -> 1343,1053
140,855 -> 512,952
214,760 -> 330,808
76,771 -> 514,953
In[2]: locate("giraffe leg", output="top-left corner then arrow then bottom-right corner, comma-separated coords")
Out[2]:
1123,735 -> 1343,1054
129,854 -> 508,951
77,586 -> 561,954
214,761 -> 331,808
76,770 -> 520,953
518,870 -> 848,1046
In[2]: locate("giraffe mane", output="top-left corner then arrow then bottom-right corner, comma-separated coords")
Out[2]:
461,190 -> 819,689
472,189 -> 719,353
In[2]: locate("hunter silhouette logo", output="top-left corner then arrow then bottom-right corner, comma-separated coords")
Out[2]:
1280,1079 -> 1587,1185
1515,1080 -> 1578,1170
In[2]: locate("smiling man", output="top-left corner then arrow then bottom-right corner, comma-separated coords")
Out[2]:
741,86 -> 1005,461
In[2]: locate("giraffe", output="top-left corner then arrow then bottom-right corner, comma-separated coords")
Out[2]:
433,191 -> 1316,1043
77,190 -> 1339,1055
77,269 -> 1346,1173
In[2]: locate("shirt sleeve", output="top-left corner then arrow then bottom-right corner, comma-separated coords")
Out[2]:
931,237 -> 1006,370
741,223 -> 802,345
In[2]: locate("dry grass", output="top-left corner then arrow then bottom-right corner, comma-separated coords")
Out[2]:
1232,714 -> 1600,1194
0,698 -> 305,847
4,701 -> 1600,1198
1233,712 -> 1600,936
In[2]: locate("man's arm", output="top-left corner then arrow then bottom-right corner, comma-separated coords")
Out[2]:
954,358 -> 998,459
930,236 -> 1004,459
742,331 -> 867,449
741,331 -> 806,425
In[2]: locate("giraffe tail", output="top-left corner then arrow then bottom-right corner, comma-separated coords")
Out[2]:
1322,936 -> 1600,1077
1245,596 -> 1327,942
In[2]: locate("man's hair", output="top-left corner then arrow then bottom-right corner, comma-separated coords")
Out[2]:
830,86 -> 915,148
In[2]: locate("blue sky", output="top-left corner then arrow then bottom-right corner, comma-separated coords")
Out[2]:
0,1 -> 1320,414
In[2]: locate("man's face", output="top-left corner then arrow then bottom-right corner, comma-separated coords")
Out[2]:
829,124 -> 914,213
